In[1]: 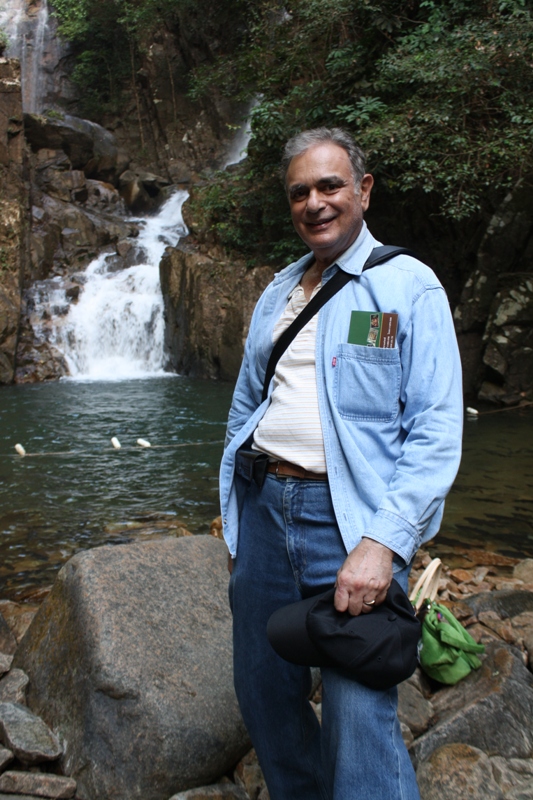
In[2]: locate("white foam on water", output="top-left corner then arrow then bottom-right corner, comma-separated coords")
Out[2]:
29,190 -> 189,382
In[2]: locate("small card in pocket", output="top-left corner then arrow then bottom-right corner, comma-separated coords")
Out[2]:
348,311 -> 398,348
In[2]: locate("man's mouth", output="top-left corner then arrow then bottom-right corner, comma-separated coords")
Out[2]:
307,217 -> 335,229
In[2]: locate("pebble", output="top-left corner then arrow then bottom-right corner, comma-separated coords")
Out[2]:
0,669 -> 29,704
0,703 -> 62,764
0,773 -> 76,799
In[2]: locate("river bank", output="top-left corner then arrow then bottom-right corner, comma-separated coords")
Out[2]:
1,527 -> 533,800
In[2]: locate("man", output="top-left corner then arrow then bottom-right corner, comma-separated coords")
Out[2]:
219,128 -> 463,799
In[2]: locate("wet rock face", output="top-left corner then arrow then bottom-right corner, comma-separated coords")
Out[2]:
479,277 -> 533,402
0,58 -> 26,385
160,247 -> 275,381
453,183 -> 533,404
14,536 -> 250,800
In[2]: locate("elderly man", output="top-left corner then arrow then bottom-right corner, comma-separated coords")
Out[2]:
219,128 -> 463,799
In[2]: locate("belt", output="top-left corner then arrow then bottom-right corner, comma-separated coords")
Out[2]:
267,460 -> 328,481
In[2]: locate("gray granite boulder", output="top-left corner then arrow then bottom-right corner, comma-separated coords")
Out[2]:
410,642 -> 533,768
14,536 -> 249,800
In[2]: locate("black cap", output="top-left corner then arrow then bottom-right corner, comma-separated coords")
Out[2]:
267,579 -> 420,691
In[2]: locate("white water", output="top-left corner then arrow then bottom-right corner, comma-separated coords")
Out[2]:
223,98 -> 260,168
0,0 -> 64,112
29,190 -> 189,381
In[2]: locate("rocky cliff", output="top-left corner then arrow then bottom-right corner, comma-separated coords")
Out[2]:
160,246 -> 275,382
0,57 -> 26,384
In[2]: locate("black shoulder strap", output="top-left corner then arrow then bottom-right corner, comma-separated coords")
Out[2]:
261,245 -> 417,402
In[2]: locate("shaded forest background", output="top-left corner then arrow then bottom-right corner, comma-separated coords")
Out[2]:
1,0 -> 532,399
49,0 -> 533,263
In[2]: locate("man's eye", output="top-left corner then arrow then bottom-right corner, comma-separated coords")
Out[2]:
324,183 -> 340,193
291,190 -> 307,201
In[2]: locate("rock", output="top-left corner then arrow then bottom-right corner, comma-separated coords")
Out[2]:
417,743 -> 504,799
0,747 -> 13,770
168,786 -> 249,800
24,113 -> 119,181
515,560 -> 533,585
464,590 -> 533,619
397,678 -> 434,737
14,536 -> 249,800
0,658 -> 12,680
0,703 -> 62,764
490,756 -> 533,797
209,516 -> 223,540
0,669 -> 29,704
0,795 -> 41,800
0,603 -> 39,645
160,248 -> 275,380
234,749 -> 267,800
410,642 -> 533,768
0,773 -> 76,799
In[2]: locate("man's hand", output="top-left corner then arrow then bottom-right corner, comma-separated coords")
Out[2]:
334,538 -> 394,616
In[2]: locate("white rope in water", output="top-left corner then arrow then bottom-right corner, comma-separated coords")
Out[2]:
7,440 -> 225,459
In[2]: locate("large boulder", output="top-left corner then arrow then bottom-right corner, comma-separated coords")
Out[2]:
24,113 -> 120,182
14,536 -> 249,800
410,642 -> 533,768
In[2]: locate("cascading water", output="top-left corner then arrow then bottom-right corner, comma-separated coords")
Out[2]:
0,0 -> 67,112
223,98 -> 260,168
28,190 -> 189,381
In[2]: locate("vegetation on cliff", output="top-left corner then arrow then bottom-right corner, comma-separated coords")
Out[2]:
52,0 -> 533,264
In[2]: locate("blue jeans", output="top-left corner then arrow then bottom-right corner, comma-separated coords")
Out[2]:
230,474 -> 420,800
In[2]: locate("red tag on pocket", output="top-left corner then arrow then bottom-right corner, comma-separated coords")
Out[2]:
332,357 -> 337,367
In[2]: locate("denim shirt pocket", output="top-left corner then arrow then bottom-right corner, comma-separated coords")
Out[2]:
333,342 -> 401,422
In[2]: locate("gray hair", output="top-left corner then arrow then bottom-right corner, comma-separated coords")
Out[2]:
282,128 -> 366,188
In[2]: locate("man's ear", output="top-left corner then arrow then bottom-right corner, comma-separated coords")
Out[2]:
360,173 -> 374,212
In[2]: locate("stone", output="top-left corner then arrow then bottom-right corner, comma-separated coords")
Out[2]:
490,757 -> 533,797
465,590 -> 533,619
416,743 -> 504,800
506,782 -> 533,799
0,703 -> 61,764
168,786 -> 249,800
410,642 -> 533,768
160,248 -> 275,380
397,680 -> 434,737
0,616 -> 16,657
0,658 -> 12,680
0,603 -> 40,645
515,560 -> 533,585
0,747 -> 13,770
0,773 -> 76,798
0,669 -> 29,704
24,113 -> 119,180
14,536 -> 249,800
234,749 -> 267,799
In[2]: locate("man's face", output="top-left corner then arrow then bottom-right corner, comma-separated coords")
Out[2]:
286,142 -> 373,268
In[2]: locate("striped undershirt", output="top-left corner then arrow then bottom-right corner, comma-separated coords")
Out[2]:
252,282 -> 326,473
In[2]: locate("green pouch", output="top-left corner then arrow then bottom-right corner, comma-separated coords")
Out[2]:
418,600 -> 485,685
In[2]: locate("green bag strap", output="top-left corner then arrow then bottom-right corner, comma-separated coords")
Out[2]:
427,603 -> 485,654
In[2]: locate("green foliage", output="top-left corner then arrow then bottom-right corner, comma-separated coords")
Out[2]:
190,0 -> 533,262
52,0 -> 250,115
0,27 -> 8,56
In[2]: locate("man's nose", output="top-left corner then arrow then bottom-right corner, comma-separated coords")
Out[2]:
306,188 -> 325,213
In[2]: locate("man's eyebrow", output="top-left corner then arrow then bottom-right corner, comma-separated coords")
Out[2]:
316,175 -> 346,186
288,175 -> 347,193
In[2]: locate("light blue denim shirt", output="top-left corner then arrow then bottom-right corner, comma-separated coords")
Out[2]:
219,223 -> 463,568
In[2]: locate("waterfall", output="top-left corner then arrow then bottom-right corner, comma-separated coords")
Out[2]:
223,98 -> 260,168
28,190 -> 189,381
0,0 -> 67,112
